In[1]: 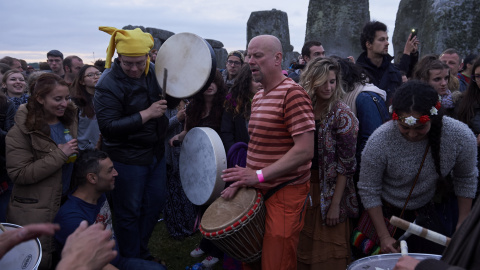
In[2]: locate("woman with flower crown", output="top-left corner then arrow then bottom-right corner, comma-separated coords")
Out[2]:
357,80 -> 478,255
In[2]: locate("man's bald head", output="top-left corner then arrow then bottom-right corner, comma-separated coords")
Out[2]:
249,35 -> 283,57
247,35 -> 285,90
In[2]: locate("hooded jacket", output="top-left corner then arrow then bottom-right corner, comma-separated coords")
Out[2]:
5,103 -> 77,269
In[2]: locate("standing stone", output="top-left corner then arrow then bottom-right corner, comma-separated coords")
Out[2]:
247,9 -> 294,69
393,0 -> 480,62
392,0 -> 424,62
305,0 -> 370,59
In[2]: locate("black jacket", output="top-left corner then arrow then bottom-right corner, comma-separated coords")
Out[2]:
220,110 -> 250,153
94,59 -> 168,165
356,52 -> 402,105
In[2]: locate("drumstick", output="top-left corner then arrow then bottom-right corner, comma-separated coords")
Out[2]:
162,68 -> 168,99
390,216 -> 451,246
0,223 -> 6,232
400,240 -> 408,256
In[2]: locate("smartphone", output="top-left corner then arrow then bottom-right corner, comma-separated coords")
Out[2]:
410,28 -> 417,40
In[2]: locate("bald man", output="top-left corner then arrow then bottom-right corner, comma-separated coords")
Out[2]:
222,35 -> 315,270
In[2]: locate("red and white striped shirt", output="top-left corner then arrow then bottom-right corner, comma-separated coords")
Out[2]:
247,78 -> 315,189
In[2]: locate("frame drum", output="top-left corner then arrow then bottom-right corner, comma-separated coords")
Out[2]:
180,127 -> 226,205
0,223 -> 42,270
348,253 -> 441,270
155,32 -> 216,98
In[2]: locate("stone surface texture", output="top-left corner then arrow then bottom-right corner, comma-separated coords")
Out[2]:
393,0 -> 480,62
247,9 -> 295,69
305,0 -> 370,59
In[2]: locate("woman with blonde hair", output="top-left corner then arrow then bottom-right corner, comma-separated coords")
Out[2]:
1,69 -> 27,111
297,57 -> 359,270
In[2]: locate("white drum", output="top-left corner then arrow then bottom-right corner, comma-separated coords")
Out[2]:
348,253 -> 441,270
155,32 -> 216,98
0,223 -> 42,270
180,127 -> 226,205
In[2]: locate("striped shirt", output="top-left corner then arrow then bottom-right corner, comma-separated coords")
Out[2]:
247,78 -> 315,189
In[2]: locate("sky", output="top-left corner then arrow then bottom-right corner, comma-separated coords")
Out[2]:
0,0 -> 400,64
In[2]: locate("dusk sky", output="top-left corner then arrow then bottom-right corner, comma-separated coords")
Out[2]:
0,0 -> 400,63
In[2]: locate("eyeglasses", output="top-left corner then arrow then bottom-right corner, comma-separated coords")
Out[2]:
85,72 -> 102,78
473,74 -> 480,83
227,60 -> 241,66
121,60 -> 146,68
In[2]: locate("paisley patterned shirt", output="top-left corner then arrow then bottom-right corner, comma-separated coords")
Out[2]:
316,101 -> 359,222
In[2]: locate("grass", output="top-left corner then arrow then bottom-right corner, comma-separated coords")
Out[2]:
148,218 -> 224,270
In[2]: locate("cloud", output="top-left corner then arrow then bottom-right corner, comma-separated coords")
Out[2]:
1,0 -> 400,63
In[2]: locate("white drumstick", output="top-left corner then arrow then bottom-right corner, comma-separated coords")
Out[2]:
400,240 -> 408,256
390,216 -> 451,246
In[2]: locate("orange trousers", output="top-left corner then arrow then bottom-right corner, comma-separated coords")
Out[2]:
245,181 -> 310,270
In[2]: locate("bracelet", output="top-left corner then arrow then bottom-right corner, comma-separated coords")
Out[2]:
256,170 -> 265,183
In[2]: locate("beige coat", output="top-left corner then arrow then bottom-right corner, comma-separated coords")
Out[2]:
5,103 -> 77,269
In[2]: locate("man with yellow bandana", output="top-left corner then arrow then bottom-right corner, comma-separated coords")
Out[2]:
94,26 -> 168,262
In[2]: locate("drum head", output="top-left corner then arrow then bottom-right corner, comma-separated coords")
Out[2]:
201,188 -> 257,232
155,32 -> 216,98
347,253 -> 442,270
180,127 -> 226,205
0,223 -> 42,270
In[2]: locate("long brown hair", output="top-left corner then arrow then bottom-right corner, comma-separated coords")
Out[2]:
457,58 -> 480,125
25,73 -> 76,135
185,70 -> 225,131
71,65 -> 98,118
224,65 -> 256,119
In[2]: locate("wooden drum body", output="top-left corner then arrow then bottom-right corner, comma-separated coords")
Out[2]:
0,223 -> 42,270
200,188 -> 265,263
180,127 -> 226,206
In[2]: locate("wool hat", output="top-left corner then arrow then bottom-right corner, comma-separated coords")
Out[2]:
99,26 -> 154,75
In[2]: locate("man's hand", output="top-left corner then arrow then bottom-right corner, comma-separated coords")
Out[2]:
140,100 -> 167,123
220,186 -> 240,200
222,165 -> 259,188
404,33 -> 419,55
0,223 -> 60,259
57,221 -> 116,270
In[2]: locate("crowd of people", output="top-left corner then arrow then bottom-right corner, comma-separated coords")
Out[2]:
0,19 -> 480,270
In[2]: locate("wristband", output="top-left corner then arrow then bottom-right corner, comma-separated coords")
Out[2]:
256,170 -> 265,183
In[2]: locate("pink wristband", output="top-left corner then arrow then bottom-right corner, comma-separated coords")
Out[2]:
256,170 -> 265,183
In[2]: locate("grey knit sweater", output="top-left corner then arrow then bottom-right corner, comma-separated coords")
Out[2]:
358,117 -> 478,210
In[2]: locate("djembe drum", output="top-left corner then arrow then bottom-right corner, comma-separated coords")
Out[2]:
200,188 -> 266,263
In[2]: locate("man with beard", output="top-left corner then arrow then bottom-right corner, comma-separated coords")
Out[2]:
222,50 -> 244,89
356,21 -> 418,105
54,150 -> 166,269
222,35 -> 315,270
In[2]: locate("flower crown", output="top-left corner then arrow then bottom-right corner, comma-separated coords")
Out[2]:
390,98 -> 441,126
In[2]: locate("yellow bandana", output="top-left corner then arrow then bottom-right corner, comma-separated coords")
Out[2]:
99,26 -> 153,75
